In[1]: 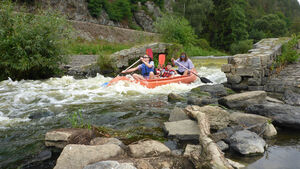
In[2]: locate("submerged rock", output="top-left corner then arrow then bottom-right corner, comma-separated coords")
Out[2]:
229,130 -> 266,155
217,141 -> 229,151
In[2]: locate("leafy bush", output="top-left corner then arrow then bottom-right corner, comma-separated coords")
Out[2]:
195,39 -> 211,49
229,40 -> 253,55
277,34 -> 300,65
88,0 -> 104,17
67,109 -> 91,129
0,1 -> 72,81
184,46 -> 227,56
154,14 -> 197,47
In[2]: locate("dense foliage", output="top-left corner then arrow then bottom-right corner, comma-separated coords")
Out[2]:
277,34 -> 300,65
173,0 -> 300,52
0,1 -> 72,81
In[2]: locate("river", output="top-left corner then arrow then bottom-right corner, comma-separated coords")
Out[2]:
0,58 -> 299,169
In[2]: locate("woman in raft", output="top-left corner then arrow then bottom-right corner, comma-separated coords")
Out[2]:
121,54 -> 155,80
171,52 -> 195,76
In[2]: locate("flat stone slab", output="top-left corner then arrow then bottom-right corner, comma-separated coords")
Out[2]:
164,120 -> 200,141
128,140 -> 170,158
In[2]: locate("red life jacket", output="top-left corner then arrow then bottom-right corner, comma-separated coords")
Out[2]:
162,68 -> 175,77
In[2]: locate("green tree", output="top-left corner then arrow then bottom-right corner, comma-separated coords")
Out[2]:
173,0 -> 214,35
154,14 -> 197,47
0,1 -> 72,81
208,0 -> 248,50
251,14 -> 288,38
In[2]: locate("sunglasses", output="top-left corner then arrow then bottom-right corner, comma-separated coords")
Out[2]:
180,55 -> 185,58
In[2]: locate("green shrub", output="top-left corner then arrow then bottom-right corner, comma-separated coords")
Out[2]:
67,109 -> 91,129
277,34 -> 300,65
195,39 -> 211,49
97,54 -> 117,74
154,14 -> 197,47
0,1 -> 72,81
88,0 -> 104,17
229,40 -> 253,55
184,46 -> 227,56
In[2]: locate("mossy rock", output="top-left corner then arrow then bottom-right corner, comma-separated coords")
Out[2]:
168,93 -> 186,103
190,88 -> 212,97
226,88 -> 236,95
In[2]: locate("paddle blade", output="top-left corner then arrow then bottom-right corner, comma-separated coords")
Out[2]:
159,54 -> 166,67
146,48 -> 153,60
200,77 -> 213,83
101,82 -> 109,87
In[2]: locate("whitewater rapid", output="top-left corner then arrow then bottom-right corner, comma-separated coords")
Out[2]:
0,67 -> 226,128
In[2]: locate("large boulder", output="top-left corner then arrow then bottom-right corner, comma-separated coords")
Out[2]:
168,93 -> 186,103
128,140 -> 171,158
229,130 -> 266,155
185,105 -> 230,130
45,128 -> 94,149
54,144 -> 124,169
83,161 -> 136,169
164,120 -> 200,141
245,102 -> 300,129
229,112 -> 271,126
134,10 -> 154,32
218,91 -> 267,110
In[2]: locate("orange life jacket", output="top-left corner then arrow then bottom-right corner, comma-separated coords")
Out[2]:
162,68 -> 175,77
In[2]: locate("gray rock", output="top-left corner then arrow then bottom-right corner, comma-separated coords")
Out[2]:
226,74 -> 242,84
54,144 -> 124,169
218,91 -> 267,110
83,161 -> 136,169
164,120 -> 200,141
168,107 -> 189,122
266,96 -> 284,104
90,137 -> 126,149
168,93 -> 185,103
217,141 -> 229,151
45,128 -> 94,149
187,96 -> 218,107
262,123 -> 277,138
191,84 -> 228,98
128,140 -> 171,158
229,112 -> 271,127
134,10 -> 154,32
245,102 -> 300,129
284,89 -> 300,106
229,130 -> 266,155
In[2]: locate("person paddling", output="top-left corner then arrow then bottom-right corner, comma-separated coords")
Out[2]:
171,52 -> 195,76
121,55 -> 155,80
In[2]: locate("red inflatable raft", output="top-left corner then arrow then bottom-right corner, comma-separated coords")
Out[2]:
107,72 -> 198,89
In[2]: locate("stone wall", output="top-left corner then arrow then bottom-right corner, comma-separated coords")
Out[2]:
111,43 -> 172,68
71,20 -> 159,43
221,38 -> 289,91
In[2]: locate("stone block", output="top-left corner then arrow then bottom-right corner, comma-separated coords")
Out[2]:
250,57 -> 261,68
248,78 -> 261,86
164,120 -> 200,141
221,64 -> 231,73
236,66 -> 254,76
226,74 -> 242,84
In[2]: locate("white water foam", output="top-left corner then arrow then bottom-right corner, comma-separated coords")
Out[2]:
0,67 -> 226,127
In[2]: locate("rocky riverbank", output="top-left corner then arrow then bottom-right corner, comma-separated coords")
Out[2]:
36,83 -> 300,169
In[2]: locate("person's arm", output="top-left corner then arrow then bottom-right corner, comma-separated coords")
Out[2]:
122,66 -> 139,74
142,60 -> 154,68
188,59 -> 194,69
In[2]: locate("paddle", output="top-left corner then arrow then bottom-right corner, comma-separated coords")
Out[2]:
101,59 -> 141,87
174,60 -> 213,83
159,54 -> 166,67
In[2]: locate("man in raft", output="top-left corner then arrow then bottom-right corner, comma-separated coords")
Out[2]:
121,55 -> 155,80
